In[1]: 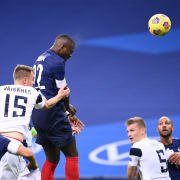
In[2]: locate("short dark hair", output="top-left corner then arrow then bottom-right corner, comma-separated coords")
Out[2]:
55,34 -> 75,45
125,117 -> 147,132
13,64 -> 34,81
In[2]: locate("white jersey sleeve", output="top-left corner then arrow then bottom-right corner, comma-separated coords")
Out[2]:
129,143 -> 142,166
34,94 -> 45,109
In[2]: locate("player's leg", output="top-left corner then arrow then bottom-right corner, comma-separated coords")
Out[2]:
41,147 -> 60,180
31,108 -> 60,180
60,139 -> 79,180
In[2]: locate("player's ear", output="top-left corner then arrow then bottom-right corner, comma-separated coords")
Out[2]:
172,126 -> 174,132
157,127 -> 159,133
141,128 -> 146,135
60,44 -> 65,49
22,77 -> 27,84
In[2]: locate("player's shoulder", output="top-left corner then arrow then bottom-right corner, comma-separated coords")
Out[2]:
28,86 -> 39,94
36,49 -> 63,64
0,85 -> 28,92
14,85 -> 39,96
133,138 -> 163,148
149,139 -> 164,146
172,138 -> 180,145
133,138 -> 150,147
0,85 -> 9,91
130,143 -> 142,157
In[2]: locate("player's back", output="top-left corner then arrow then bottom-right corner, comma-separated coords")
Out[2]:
133,138 -> 170,180
0,85 -> 39,135
33,49 -> 65,109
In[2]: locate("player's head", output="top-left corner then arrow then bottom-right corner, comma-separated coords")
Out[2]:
126,117 -> 147,144
157,116 -> 174,138
52,34 -> 75,61
13,64 -> 35,87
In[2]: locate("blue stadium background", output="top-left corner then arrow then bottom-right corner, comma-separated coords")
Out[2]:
0,0 -> 180,179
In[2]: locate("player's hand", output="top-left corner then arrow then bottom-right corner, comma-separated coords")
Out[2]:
58,84 -> 70,99
68,104 -> 76,116
68,115 -> 85,130
72,126 -> 81,135
169,152 -> 180,164
27,162 -> 38,171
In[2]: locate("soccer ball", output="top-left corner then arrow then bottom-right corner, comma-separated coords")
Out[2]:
148,14 -> 171,36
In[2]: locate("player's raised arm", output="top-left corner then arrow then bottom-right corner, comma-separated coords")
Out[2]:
42,83 -> 70,110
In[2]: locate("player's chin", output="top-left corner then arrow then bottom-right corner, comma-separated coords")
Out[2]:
161,132 -> 171,138
129,139 -> 134,144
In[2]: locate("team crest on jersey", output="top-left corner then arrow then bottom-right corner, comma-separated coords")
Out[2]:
152,17 -> 160,24
129,157 -> 132,161
163,22 -> 170,30
153,29 -> 161,35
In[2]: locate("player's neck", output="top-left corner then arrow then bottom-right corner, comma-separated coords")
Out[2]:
14,82 -> 21,85
140,135 -> 147,141
50,47 -> 58,55
159,135 -> 173,145
14,80 -> 25,86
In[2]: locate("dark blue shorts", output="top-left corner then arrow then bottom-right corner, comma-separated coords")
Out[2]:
31,107 -> 75,147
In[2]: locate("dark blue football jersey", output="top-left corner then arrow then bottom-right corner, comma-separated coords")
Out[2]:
164,139 -> 180,180
33,49 -> 66,109
0,135 -> 10,159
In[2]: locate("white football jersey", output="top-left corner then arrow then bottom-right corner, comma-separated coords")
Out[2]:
23,124 -> 33,150
129,138 -> 171,180
0,85 -> 45,135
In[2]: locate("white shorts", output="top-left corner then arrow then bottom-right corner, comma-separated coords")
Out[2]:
0,152 -> 22,180
18,158 -> 41,180
18,168 -> 41,180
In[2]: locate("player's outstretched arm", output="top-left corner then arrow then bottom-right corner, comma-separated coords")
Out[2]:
42,83 -> 70,110
127,164 -> 137,179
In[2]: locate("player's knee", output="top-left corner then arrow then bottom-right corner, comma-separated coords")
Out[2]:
65,148 -> 78,158
46,154 -> 60,164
